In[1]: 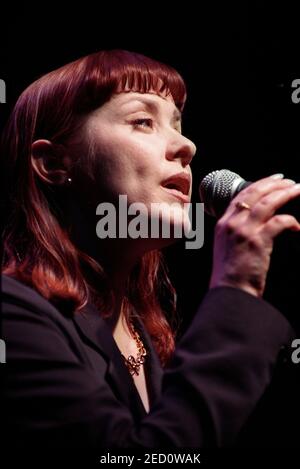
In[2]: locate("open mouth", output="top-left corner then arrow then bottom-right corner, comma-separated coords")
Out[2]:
162,174 -> 190,202
161,173 -> 191,202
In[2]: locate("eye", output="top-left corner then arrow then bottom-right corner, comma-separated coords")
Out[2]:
132,118 -> 153,129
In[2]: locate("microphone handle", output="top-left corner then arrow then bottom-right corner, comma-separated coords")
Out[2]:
233,180 -> 252,197
212,180 -> 252,218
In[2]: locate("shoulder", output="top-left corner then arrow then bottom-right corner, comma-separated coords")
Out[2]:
1,274 -> 88,363
2,273 -> 68,321
2,273 -> 51,307
1,274 -> 77,343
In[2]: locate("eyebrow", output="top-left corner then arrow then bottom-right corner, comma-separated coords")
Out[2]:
121,96 -> 182,123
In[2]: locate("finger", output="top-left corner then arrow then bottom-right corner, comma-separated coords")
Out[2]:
223,178 -> 297,220
261,214 -> 300,240
249,183 -> 300,223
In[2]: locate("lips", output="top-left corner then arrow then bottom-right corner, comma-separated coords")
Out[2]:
162,172 -> 191,196
161,172 -> 191,203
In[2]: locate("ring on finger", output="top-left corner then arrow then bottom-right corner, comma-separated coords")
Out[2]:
235,200 -> 251,211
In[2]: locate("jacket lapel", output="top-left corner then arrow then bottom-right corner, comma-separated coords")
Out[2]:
73,303 -> 136,408
73,302 -> 163,416
134,316 -> 163,406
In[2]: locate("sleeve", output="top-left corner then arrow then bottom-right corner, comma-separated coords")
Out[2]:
1,286 -> 294,448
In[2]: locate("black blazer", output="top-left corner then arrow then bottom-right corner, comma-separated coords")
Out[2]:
1,274 -> 294,448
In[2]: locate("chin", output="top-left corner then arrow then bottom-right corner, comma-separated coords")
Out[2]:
149,206 -> 191,242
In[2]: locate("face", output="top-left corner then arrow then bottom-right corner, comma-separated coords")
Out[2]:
74,91 -> 197,241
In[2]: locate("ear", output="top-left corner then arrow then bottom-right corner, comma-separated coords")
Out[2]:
31,139 -> 72,185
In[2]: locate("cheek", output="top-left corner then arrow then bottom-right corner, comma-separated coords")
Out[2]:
90,144 -> 151,204
129,140 -> 168,199
125,138 -> 160,175
84,125 -> 165,200
112,139 -> 162,197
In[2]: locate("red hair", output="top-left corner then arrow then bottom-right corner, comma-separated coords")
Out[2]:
1,50 -> 186,366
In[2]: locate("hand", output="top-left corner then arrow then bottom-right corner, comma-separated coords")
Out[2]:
209,175 -> 300,297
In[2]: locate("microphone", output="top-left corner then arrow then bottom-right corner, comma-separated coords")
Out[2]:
200,170 -> 300,327
199,169 -> 252,218
199,168 -> 300,221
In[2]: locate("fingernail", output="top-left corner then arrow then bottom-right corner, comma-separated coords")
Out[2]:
270,173 -> 285,179
291,183 -> 300,189
285,179 -> 297,185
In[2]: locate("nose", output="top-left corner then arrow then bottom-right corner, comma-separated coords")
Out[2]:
166,132 -> 197,167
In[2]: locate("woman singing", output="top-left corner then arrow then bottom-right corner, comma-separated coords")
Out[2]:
1,49 -> 299,448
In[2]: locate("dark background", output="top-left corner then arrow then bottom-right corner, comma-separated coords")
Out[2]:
3,0 -> 300,451
1,1 -> 300,332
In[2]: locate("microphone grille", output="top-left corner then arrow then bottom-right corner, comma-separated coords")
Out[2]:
199,169 -> 244,217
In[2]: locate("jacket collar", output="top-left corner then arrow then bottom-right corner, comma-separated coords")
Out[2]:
73,302 -> 163,416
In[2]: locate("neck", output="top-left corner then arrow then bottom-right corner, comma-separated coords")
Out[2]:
63,199 -> 146,326
59,192 -> 166,328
